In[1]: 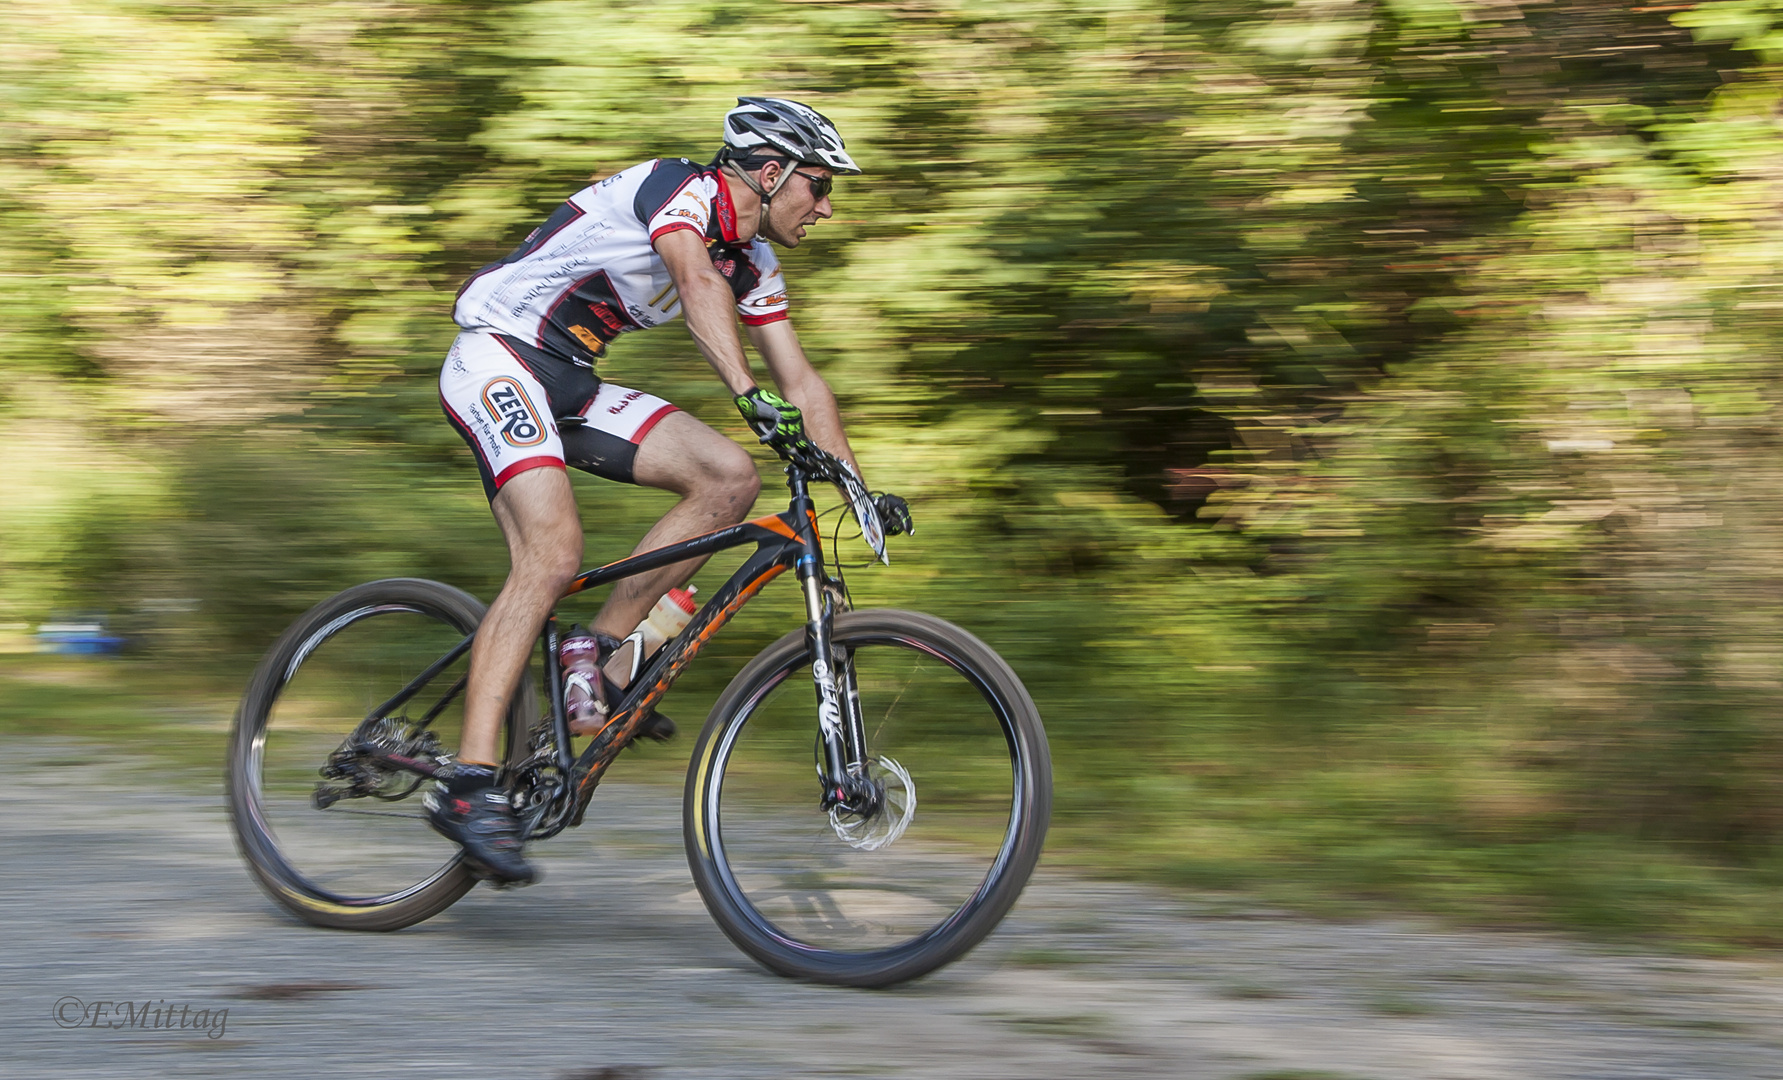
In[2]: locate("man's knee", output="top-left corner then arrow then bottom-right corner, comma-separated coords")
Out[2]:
663,437 -> 759,502
526,531 -> 584,588
690,441 -> 761,511
634,413 -> 762,510
515,512 -> 583,581
717,443 -> 763,501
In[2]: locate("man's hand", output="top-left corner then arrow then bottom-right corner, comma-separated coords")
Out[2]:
735,387 -> 811,450
875,493 -> 913,536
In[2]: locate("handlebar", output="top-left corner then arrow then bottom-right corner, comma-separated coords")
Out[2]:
759,434 -> 889,564
764,433 -> 837,480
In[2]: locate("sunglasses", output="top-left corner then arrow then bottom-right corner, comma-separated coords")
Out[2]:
789,168 -> 833,201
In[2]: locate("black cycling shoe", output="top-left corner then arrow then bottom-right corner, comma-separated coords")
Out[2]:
636,709 -> 677,743
424,783 -> 537,885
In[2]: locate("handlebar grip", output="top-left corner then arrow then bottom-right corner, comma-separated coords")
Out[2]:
766,437 -> 832,475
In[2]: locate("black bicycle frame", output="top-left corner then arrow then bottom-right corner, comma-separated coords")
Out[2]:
553,465 -> 872,819
358,464 -> 870,824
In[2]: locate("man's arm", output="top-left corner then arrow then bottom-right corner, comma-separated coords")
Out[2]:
746,318 -> 863,479
655,228 -> 758,395
655,228 -> 865,480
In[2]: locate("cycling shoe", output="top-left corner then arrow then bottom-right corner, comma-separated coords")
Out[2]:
424,783 -> 537,886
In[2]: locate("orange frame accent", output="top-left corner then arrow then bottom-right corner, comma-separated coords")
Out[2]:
745,509 -> 817,542
574,561 -> 790,799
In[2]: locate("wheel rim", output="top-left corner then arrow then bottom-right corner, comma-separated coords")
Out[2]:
700,631 -> 1030,958
243,602 -> 474,907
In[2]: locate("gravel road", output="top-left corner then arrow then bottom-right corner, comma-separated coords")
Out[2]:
7,739 -> 1783,1080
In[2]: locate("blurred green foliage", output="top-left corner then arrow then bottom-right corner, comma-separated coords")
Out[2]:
9,0 -> 1783,942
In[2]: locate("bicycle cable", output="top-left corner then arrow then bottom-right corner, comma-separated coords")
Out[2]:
819,503 -> 857,609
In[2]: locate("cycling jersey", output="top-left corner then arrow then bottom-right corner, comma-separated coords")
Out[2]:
453,158 -> 790,365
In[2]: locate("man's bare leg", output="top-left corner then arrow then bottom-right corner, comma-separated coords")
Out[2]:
589,411 -> 761,655
459,465 -> 583,765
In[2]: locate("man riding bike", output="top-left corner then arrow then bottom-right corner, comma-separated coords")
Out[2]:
429,97 -> 911,884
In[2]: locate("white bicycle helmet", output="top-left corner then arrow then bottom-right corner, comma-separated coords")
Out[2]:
722,96 -> 861,175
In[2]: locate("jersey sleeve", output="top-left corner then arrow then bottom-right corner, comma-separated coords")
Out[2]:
633,160 -> 713,245
736,241 -> 790,326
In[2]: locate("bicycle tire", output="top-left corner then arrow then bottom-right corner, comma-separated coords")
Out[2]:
227,578 -> 532,931
684,609 -> 1051,987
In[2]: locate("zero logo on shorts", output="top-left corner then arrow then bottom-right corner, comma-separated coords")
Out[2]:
482,377 -> 548,448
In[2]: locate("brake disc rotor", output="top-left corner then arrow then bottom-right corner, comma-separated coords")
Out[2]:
828,756 -> 915,851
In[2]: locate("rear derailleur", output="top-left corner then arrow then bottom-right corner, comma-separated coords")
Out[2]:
312,714 -> 449,810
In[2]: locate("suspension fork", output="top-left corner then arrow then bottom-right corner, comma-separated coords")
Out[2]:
790,477 -> 874,810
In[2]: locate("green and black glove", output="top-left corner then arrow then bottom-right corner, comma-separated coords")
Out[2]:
874,493 -> 913,536
734,387 -> 810,450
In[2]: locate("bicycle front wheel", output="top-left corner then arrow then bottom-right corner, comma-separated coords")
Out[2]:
227,578 -> 531,931
685,609 -> 1051,987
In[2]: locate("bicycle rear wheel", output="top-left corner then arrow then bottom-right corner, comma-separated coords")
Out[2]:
227,578 -> 531,931
685,609 -> 1051,987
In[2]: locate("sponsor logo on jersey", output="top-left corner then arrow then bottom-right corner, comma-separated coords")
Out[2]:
482,377 -> 548,448
607,389 -> 647,416
626,304 -> 656,327
568,324 -> 607,353
711,257 -> 736,277
752,293 -> 788,308
508,256 -> 594,318
586,301 -> 628,334
714,183 -> 735,238
665,207 -> 702,222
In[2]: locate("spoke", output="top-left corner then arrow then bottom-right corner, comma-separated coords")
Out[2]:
870,664 -> 921,749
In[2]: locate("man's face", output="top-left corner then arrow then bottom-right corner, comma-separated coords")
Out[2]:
758,161 -> 834,248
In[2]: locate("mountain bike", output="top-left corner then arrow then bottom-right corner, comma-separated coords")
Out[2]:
225,439 -> 1052,988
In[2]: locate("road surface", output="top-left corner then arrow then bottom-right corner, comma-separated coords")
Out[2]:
6,740 -> 1783,1079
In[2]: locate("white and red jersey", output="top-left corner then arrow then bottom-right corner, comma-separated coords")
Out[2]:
453,158 -> 791,365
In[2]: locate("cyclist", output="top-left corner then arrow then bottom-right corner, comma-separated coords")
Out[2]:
429,97 -> 910,883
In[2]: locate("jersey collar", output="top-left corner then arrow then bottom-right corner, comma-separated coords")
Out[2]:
710,169 -> 745,245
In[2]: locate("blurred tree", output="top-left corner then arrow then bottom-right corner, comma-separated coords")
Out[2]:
9,0 -> 1783,937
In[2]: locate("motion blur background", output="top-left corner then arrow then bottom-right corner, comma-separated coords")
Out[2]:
7,0 -> 1783,944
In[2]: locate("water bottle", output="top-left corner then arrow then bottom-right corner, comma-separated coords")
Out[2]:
558,626 -> 606,728
603,586 -> 697,689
